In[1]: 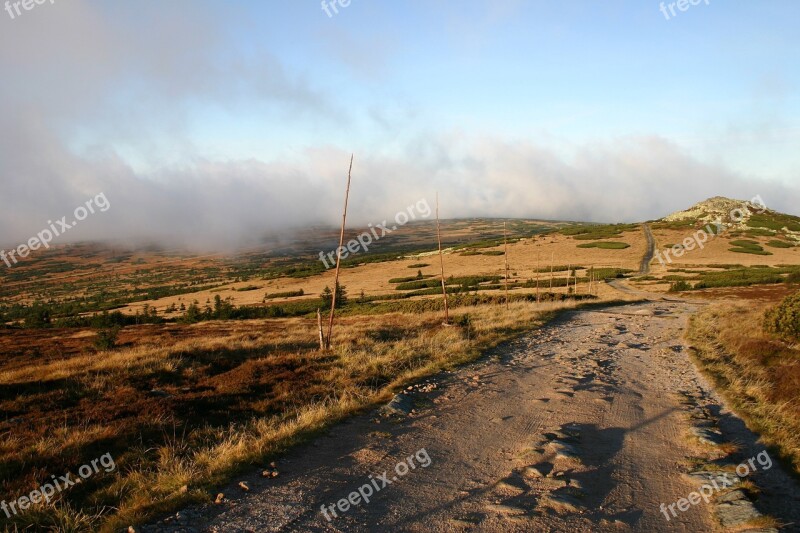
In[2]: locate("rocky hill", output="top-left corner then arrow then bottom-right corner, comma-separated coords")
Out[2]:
663,196 -> 800,242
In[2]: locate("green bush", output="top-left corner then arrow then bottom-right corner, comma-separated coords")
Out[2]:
264,289 -> 304,299
693,267 -> 788,289
94,327 -> 121,351
764,292 -> 800,341
395,279 -> 441,290
669,280 -> 693,292
730,239 -> 761,248
766,240 -> 793,249
664,275 -> 698,281
729,247 -> 772,256
746,228 -> 776,237
561,223 -> 637,240
591,268 -> 634,280
234,285 -> 260,292
728,239 -> 771,255
748,213 -> 800,232
389,274 -> 433,283
450,275 -> 502,286
576,241 -> 630,249
533,265 -> 584,273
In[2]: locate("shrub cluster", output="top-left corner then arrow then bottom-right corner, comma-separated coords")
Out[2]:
764,291 -> 800,341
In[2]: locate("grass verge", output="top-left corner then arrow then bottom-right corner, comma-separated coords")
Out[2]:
686,301 -> 800,479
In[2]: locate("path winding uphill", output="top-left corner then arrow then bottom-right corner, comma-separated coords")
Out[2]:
639,223 -> 657,275
144,297 -> 800,532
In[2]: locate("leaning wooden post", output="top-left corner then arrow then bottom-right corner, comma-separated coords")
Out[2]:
503,222 -> 510,310
317,308 -> 325,351
325,154 -> 353,350
436,192 -> 450,324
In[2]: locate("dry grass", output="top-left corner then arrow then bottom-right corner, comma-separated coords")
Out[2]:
686,298 -> 800,477
1,298 -> 620,532
650,227 -> 800,269
116,228 -> 646,315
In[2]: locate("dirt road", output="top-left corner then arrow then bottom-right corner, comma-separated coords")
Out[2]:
145,296 -> 800,532
639,224 -> 656,275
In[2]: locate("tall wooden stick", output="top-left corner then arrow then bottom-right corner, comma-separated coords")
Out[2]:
503,222 -> 509,310
566,263 -> 571,297
574,267 -> 578,295
436,193 -> 450,323
549,252 -> 554,291
436,192 -> 450,324
536,253 -> 540,303
325,154 -> 353,350
317,308 -> 325,351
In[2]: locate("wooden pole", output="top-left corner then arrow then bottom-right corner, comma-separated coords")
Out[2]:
536,253 -> 540,303
549,252 -> 554,292
436,193 -> 450,324
503,222 -> 509,310
325,154 -> 353,350
317,308 -> 325,351
574,267 -> 578,295
566,263 -> 571,297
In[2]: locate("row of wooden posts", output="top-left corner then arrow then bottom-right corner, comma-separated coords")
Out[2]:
318,156 -> 602,351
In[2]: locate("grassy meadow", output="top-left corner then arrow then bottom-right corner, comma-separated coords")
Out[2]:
1,210 -> 799,531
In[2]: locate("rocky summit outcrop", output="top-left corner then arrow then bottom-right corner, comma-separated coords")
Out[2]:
662,196 -> 766,227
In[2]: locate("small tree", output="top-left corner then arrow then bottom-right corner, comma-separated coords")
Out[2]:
94,327 -> 120,351
417,270 -> 423,280
24,307 -> 51,328
213,295 -> 234,319
183,302 -> 202,323
321,285 -> 348,309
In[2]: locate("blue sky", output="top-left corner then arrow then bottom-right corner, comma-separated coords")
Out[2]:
1,0 -> 798,248
184,0 -> 800,176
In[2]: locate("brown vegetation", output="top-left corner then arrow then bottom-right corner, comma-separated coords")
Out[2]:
687,291 -> 800,477
1,298 -> 615,531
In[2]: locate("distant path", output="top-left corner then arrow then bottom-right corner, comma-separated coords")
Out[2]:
639,223 -> 656,275
608,224 -> 656,297
143,299 -> 800,532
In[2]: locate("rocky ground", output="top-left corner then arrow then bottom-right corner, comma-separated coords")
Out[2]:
141,299 -> 800,532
